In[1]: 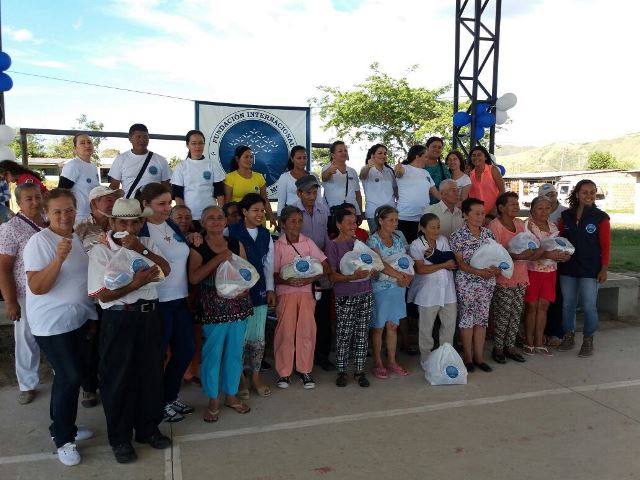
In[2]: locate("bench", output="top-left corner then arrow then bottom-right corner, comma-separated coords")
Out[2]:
597,272 -> 639,321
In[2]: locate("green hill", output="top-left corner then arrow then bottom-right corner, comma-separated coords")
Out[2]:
495,133 -> 640,173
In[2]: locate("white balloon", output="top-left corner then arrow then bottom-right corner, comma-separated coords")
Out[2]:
495,109 -> 509,125
0,145 -> 16,161
496,93 -> 517,111
0,125 -> 15,145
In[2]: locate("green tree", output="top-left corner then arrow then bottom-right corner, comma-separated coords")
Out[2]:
9,133 -> 48,158
311,63 -> 455,163
587,151 -> 620,170
168,155 -> 182,170
101,148 -> 120,158
48,114 -> 105,161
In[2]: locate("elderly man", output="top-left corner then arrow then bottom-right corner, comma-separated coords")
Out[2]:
0,183 -> 46,404
424,179 -> 464,238
108,123 -> 171,199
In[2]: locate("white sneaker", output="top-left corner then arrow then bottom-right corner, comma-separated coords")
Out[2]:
57,442 -> 81,466
75,427 -> 94,441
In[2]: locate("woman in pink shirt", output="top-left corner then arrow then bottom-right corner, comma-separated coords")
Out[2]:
468,146 -> 504,219
488,192 -> 542,363
273,206 -> 329,390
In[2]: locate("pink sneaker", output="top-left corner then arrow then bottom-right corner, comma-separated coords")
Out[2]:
371,367 -> 388,379
387,363 -> 409,376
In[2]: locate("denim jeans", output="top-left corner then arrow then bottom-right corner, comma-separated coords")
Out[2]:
160,298 -> 195,404
559,275 -> 599,337
35,323 -> 87,448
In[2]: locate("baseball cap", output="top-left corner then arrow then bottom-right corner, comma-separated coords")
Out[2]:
295,174 -> 320,192
538,183 -> 557,196
89,186 -> 124,201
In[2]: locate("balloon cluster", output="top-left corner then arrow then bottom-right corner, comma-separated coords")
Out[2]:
0,52 -> 12,92
452,92 -> 518,139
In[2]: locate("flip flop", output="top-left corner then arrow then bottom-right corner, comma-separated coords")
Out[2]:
224,402 -> 251,414
387,363 -> 409,376
253,384 -> 271,397
203,408 -> 219,423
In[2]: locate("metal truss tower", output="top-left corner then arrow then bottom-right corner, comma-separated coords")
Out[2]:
452,0 -> 502,156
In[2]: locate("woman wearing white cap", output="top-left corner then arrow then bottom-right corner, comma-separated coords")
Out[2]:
538,183 -> 567,224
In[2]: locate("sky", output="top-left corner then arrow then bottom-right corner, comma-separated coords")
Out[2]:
2,0 -> 639,167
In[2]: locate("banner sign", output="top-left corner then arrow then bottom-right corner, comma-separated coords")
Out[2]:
195,101 -> 311,198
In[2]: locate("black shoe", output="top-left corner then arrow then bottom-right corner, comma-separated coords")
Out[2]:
299,373 -> 316,390
465,362 -> 475,372
354,372 -> 370,388
315,357 -> 336,371
491,350 -> 506,364
276,376 -> 291,389
336,372 -> 347,387
473,362 -> 493,372
260,359 -> 272,371
135,433 -> 171,450
505,350 -> 526,363
112,442 -> 137,464
170,399 -> 195,415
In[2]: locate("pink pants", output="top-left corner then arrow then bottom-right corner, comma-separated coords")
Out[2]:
274,292 -> 317,377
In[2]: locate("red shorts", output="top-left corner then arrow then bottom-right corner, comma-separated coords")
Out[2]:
524,270 -> 556,303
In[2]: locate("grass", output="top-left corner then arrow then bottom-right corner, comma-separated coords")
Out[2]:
610,225 -> 640,273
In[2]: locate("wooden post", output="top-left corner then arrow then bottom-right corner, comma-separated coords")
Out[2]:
19,129 -> 28,166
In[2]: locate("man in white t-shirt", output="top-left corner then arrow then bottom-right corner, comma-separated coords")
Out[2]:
108,124 -> 171,199
424,179 -> 464,238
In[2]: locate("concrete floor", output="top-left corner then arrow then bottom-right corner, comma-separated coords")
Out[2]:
2,325 -> 640,480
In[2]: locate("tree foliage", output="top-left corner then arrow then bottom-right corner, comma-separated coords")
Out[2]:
101,148 -> 121,158
48,114 -> 105,162
587,150 -> 620,170
9,133 -> 48,158
311,63 -> 455,163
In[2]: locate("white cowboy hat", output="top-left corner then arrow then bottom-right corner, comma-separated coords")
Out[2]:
106,198 -> 154,219
89,186 -> 125,201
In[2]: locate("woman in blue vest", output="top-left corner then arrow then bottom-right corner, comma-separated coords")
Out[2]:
556,180 -> 610,357
228,193 -> 277,398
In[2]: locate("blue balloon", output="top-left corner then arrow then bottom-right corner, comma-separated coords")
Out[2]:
0,73 -> 13,92
497,164 -> 506,176
453,111 -> 471,127
474,125 -> 485,139
477,112 -> 496,128
475,102 -> 490,114
0,52 -> 11,71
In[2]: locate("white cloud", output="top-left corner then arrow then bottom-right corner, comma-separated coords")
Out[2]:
5,27 -> 34,42
27,60 -> 68,69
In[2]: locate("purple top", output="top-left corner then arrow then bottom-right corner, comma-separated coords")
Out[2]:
325,238 -> 372,297
291,199 -> 330,251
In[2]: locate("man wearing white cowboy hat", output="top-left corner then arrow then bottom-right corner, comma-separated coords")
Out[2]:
87,198 -> 171,464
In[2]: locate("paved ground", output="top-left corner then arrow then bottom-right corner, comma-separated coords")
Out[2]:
2,323 -> 640,480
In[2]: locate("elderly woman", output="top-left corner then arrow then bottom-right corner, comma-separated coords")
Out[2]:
557,180 -> 610,357
0,183 -> 46,405
188,205 -> 253,421
58,133 -> 100,223
23,189 -> 98,466
359,144 -> 397,234
523,196 -> 571,355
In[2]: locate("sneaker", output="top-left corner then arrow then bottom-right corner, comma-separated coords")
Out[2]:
336,372 -> 348,387
171,399 -> 195,415
18,390 -> 36,405
112,442 -> 137,464
276,376 -> 291,389
578,336 -> 594,357
57,442 -> 81,466
135,432 -> 171,449
81,391 -> 98,408
163,404 -> 184,423
558,331 -> 576,351
299,373 -> 315,389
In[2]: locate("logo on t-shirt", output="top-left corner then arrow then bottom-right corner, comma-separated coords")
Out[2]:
203,171 -> 212,180
374,178 -> 380,182
585,223 -> 597,234
86,177 -> 92,183
148,165 -> 158,175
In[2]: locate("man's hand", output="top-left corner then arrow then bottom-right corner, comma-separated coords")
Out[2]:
120,234 -> 144,253
130,265 -> 161,289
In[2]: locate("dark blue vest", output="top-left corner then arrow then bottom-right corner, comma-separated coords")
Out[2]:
558,206 -> 608,278
228,221 -> 270,307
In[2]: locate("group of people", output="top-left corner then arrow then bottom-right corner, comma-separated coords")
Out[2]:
0,125 -> 610,467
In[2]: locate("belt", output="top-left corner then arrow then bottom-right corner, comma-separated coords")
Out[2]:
107,300 -> 158,312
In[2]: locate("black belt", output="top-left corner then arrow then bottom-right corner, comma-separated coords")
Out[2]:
107,300 -> 158,312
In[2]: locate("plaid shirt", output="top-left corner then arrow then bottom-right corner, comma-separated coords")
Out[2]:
0,179 -> 10,204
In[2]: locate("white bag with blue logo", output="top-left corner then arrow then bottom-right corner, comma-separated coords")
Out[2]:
422,343 -> 467,385
215,253 -> 260,298
104,245 -> 165,290
280,256 -> 323,280
469,238 -> 514,279
507,231 -> 540,254
378,252 -> 415,283
541,236 -> 575,255
339,239 -> 384,281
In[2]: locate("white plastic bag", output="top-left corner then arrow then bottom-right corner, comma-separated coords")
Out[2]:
507,231 -> 540,254
215,254 -> 260,298
103,247 -> 165,290
377,252 -> 415,283
339,239 -> 384,281
470,239 -> 514,279
422,343 -> 467,385
280,256 -> 323,280
541,236 -> 575,254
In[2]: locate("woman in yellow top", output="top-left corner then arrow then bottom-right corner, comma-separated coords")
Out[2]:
224,145 -> 275,225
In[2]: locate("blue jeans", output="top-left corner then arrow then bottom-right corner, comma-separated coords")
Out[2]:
35,323 -> 87,448
559,275 -> 599,337
160,298 -> 196,404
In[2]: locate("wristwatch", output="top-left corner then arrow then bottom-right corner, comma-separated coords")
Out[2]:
141,248 -> 149,256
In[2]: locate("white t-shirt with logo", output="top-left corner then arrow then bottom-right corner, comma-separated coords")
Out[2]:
108,150 -> 171,198
362,165 -> 396,218
60,157 -> 100,222
397,164 -> 435,221
24,229 -> 98,336
146,222 -> 189,302
171,157 -> 222,220
321,165 -> 361,214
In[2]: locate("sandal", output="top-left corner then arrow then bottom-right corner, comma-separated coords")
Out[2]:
523,345 -> 536,356
371,367 -> 388,379
237,388 -> 250,400
387,363 -> 409,376
354,372 -> 370,388
203,408 -> 219,423
224,402 -> 251,414
535,346 -> 553,356
252,383 -> 271,397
